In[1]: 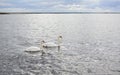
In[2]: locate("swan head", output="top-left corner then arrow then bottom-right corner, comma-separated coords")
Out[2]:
58,36 -> 62,39
58,36 -> 63,44
41,40 -> 45,43
40,40 -> 45,48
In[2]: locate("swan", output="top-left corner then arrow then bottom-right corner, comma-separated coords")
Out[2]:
25,36 -> 63,54
42,36 -> 63,48
25,41 -> 45,55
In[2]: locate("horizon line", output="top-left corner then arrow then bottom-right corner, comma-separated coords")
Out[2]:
0,12 -> 120,14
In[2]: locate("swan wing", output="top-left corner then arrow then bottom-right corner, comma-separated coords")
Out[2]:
43,42 -> 58,47
25,46 -> 41,52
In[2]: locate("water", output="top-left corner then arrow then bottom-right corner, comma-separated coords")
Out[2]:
0,14 -> 120,75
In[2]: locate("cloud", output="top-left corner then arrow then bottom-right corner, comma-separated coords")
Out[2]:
53,4 -> 111,12
0,0 -> 119,12
0,3 -> 12,7
28,1 -> 62,7
0,8 -> 32,12
0,1 -> 13,7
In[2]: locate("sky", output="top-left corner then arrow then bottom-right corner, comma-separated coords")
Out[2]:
0,0 -> 120,12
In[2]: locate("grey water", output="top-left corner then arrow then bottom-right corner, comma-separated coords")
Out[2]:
0,14 -> 120,75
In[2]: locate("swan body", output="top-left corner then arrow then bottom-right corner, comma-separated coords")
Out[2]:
25,46 -> 42,53
25,40 -> 45,53
42,36 -> 62,48
43,42 -> 58,48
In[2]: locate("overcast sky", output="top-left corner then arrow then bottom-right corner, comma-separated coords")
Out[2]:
0,0 -> 120,12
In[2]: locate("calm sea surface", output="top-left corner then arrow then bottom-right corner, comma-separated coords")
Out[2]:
0,14 -> 120,75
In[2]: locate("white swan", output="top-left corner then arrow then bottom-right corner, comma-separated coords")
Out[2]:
42,36 -> 63,48
25,41 -> 45,54
25,36 -> 63,54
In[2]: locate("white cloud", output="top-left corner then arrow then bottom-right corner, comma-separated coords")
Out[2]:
0,0 -> 119,12
51,0 -> 111,12
53,4 -> 111,12
0,2 -> 13,6
29,1 -> 61,6
89,0 -> 100,3
0,8 -> 32,12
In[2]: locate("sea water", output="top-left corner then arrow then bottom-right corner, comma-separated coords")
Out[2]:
0,14 -> 120,75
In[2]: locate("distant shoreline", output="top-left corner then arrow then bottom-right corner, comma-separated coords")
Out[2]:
0,12 -> 120,14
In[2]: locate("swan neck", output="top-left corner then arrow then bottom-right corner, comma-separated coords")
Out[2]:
58,37 -> 62,46
40,42 -> 43,49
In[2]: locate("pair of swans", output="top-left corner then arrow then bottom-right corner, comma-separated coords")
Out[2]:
25,36 -> 63,54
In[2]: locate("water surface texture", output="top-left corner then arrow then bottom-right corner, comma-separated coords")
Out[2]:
0,14 -> 120,75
